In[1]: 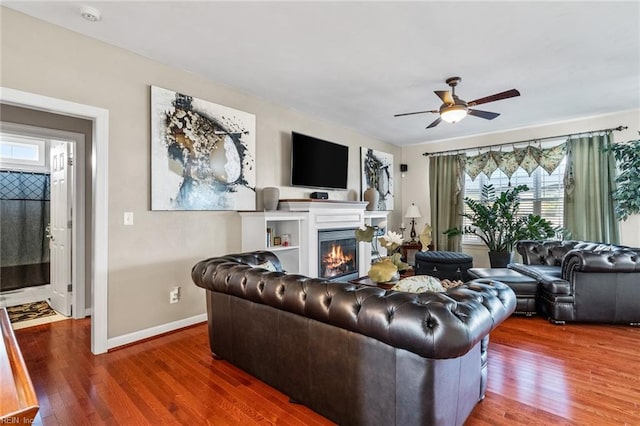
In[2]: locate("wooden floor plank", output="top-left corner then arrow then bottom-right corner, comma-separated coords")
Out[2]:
13,315 -> 640,425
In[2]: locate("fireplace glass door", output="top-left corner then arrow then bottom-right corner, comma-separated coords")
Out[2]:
318,229 -> 358,280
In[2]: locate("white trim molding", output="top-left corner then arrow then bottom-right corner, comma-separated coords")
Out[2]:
107,314 -> 207,350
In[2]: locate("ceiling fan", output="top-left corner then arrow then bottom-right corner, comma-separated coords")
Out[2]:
394,77 -> 520,129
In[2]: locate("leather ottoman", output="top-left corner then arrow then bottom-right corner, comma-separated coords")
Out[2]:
415,251 -> 473,281
468,268 -> 539,316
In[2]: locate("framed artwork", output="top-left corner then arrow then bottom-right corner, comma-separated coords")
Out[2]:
360,147 -> 394,211
151,86 -> 256,210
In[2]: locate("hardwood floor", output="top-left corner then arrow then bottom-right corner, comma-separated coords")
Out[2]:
14,315 -> 640,425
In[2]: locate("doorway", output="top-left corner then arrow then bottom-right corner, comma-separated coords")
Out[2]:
0,123 -> 86,320
1,87 -> 109,354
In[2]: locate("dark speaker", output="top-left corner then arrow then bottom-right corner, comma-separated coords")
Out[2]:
400,164 -> 408,172
310,192 -> 329,200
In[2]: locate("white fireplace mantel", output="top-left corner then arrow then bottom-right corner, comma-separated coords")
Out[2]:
278,200 -> 368,212
241,200 -> 389,279
280,200 -> 368,277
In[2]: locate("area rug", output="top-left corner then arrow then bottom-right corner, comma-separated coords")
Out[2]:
6,300 -> 57,323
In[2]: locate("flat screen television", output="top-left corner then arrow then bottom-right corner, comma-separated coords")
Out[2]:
291,132 -> 349,190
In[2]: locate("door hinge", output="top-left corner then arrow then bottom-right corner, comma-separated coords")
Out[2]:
68,220 -> 73,229
67,283 -> 73,292
68,156 -> 73,166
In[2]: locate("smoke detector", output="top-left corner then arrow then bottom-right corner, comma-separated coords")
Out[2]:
80,6 -> 101,22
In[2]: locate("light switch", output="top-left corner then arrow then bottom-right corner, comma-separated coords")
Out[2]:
124,212 -> 134,226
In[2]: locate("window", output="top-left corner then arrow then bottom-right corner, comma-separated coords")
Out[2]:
0,133 -> 47,168
462,155 -> 566,245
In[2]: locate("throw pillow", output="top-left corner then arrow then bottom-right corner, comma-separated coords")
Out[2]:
440,279 -> 464,289
391,275 -> 445,293
253,260 -> 278,272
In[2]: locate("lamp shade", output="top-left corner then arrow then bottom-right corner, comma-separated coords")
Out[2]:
405,203 -> 422,218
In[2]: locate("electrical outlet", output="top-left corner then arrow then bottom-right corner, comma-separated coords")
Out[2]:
169,286 -> 181,304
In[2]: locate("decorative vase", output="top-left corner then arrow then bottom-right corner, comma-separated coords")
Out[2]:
263,187 -> 280,211
363,187 -> 379,211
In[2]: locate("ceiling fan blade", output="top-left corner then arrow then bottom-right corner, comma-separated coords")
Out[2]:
467,89 -> 520,106
468,109 -> 501,120
434,90 -> 454,105
394,109 -> 438,117
426,117 -> 442,129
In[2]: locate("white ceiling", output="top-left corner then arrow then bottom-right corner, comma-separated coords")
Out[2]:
4,1 -> 640,147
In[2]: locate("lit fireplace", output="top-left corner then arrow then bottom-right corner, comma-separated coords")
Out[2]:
322,243 -> 354,277
318,229 -> 358,280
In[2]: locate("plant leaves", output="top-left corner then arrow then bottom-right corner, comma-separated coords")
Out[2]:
355,226 -> 375,243
445,184 -> 557,251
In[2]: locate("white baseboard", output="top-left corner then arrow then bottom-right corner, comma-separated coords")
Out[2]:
107,313 -> 207,350
84,307 -> 93,317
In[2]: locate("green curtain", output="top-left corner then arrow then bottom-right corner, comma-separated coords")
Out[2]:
429,154 -> 465,251
563,133 -> 620,243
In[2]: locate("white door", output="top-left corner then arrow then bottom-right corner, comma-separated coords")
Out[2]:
50,141 -> 72,316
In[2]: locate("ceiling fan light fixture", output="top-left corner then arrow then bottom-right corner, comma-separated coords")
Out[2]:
394,76 -> 520,130
440,104 -> 468,123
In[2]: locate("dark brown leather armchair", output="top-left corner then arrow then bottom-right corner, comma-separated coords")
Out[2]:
512,240 -> 640,324
192,251 -> 516,426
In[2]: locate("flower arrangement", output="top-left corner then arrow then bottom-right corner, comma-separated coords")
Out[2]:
355,221 -> 411,282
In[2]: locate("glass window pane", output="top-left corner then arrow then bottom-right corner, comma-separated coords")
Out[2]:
462,150 -> 566,245
0,134 -> 46,166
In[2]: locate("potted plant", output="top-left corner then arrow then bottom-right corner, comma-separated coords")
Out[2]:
444,184 -> 557,267
607,137 -> 640,221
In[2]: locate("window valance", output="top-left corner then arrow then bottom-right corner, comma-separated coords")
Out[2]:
465,143 -> 566,181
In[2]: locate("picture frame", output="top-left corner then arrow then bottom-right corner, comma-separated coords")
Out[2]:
360,147 -> 394,210
150,86 -> 256,210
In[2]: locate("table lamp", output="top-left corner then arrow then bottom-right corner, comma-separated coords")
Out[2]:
405,203 -> 422,242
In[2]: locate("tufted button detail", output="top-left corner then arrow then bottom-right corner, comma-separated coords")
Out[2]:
240,276 -> 247,289
323,296 -> 332,309
277,285 -> 285,297
424,317 -> 435,329
387,308 -> 395,323
607,256 -> 615,263
258,281 -> 265,292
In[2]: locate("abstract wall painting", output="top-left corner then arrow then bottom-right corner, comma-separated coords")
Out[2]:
151,86 -> 256,210
361,147 -> 394,211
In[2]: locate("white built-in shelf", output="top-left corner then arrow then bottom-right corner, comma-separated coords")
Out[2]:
239,211 -> 304,273
268,245 -> 301,252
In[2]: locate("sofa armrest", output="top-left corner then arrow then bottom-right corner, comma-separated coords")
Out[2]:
562,249 -> 640,276
507,263 -> 572,295
191,251 -> 284,288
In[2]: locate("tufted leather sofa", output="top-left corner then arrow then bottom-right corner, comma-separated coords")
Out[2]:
511,240 -> 640,325
192,251 -> 516,426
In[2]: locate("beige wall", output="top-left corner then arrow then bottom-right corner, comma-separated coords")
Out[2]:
402,109 -> 640,266
0,8 -> 401,338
